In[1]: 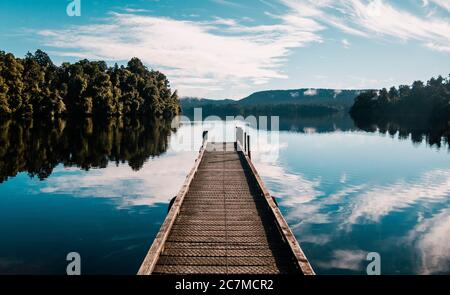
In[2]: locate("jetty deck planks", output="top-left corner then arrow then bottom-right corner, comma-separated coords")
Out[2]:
138,142 -> 314,275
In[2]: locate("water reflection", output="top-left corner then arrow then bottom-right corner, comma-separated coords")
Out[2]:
346,169 -> 450,225
408,206 -> 450,274
0,117 -> 449,274
316,250 -> 367,271
1,113 -> 448,184
0,117 -> 174,183
352,115 -> 449,149
39,151 -> 197,208
257,113 -> 356,133
250,128 -> 450,274
0,122 -> 197,274
189,111 -> 449,149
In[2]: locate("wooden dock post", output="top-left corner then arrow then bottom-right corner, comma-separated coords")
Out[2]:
244,132 -> 247,152
247,134 -> 251,159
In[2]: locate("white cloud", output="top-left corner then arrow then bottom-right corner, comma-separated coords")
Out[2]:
251,143 -> 326,225
333,89 -> 342,98
341,38 -> 351,48
35,0 -> 450,97
259,0 -> 280,10
122,8 -> 152,13
210,17 -> 239,26
428,0 -> 450,12
347,169 -> 450,224
38,11 -> 323,98
407,205 -> 450,274
301,234 -> 332,245
281,0 -> 450,53
317,249 -> 367,271
210,0 -> 243,8
251,137 -> 323,206
425,42 -> 450,52
256,154 -> 450,230
39,150 -> 198,208
304,88 -> 317,96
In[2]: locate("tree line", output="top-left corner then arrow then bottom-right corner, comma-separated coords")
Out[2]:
350,75 -> 450,149
350,75 -> 450,123
0,117 -> 174,183
0,50 -> 180,118
182,103 -> 339,118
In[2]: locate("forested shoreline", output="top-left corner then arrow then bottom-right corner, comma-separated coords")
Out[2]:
0,50 -> 180,119
350,75 -> 450,124
349,75 -> 450,148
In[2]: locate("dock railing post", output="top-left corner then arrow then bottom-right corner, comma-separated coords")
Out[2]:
234,127 -> 237,151
244,132 -> 247,153
235,127 -> 244,152
202,130 -> 208,150
247,134 -> 251,159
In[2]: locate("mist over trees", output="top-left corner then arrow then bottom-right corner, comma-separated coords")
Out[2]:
0,50 -> 180,119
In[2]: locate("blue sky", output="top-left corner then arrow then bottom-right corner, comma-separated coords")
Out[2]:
1,0 -> 450,99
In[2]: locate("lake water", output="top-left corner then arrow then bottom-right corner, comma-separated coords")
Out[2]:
0,115 -> 449,274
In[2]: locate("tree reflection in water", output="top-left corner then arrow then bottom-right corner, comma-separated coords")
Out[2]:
1,113 -> 448,184
0,117 -> 175,183
352,115 -> 449,149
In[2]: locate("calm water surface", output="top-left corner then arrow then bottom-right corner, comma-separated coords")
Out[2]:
0,116 -> 449,274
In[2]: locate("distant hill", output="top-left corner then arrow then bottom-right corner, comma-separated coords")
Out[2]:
239,89 -> 364,109
181,88 -> 365,110
180,97 -> 235,108
180,88 -> 368,118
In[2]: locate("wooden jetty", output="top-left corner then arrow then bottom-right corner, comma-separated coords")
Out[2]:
138,128 -> 314,275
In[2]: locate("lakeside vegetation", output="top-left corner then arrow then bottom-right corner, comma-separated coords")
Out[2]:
0,117 -> 174,183
350,75 -> 450,123
350,75 -> 450,148
0,50 -> 180,119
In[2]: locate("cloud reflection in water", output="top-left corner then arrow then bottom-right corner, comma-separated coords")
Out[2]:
251,131 -> 450,274
39,151 -> 197,208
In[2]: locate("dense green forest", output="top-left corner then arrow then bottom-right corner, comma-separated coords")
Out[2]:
350,75 -> 450,123
0,117 -> 174,183
350,75 -> 450,148
0,50 -> 180,118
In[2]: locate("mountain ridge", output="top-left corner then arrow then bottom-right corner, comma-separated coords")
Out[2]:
181,88 -> 368,110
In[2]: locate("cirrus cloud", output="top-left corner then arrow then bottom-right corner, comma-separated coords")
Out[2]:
281,0 -> 450,52
37,11 -> 323,98
35,1 -> 450,98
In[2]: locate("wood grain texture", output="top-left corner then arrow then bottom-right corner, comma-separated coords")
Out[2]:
138,141 -> 315,275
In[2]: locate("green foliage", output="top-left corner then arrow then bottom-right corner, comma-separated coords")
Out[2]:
350,75 -> 450,124
0,50 -> 180,119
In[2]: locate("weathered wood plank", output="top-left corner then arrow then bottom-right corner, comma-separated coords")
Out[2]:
137,142 -> 208,275
236,141 -> 315,275
153,265 -> 287,275
138,141 -> 314,275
